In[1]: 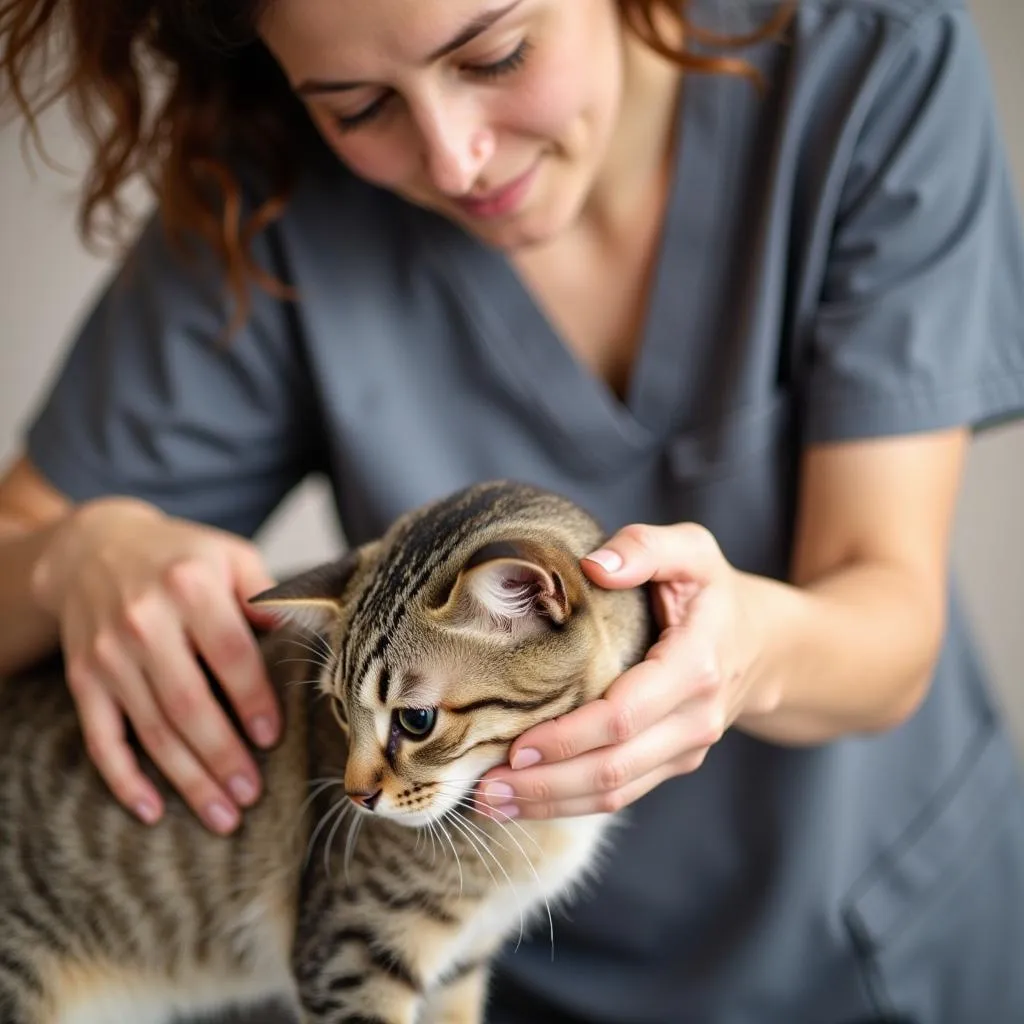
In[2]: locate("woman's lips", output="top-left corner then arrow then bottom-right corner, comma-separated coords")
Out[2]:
455,160 -> 540,220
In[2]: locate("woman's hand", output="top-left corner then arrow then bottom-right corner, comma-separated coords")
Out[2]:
30,497 -> 282,834
477,523 -> 778,821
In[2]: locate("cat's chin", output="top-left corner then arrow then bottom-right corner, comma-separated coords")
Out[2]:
384,807 -> 445,829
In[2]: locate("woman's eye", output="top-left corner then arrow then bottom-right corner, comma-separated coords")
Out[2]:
332,39 -> 531,134
335,95 -> 390,133
466,39 -> 532,79
396,707 -> 437,739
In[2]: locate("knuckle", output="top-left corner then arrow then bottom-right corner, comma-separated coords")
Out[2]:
697,717 -> 726,749
597,789 -> 628,814
65,657 -> 95,698
530,802 -> 555,821
89,630 -> 122,676
137,719 -> 175,759
159,684 -> 204,729
679,747 -> 710,774
550,727 -> 578,763
527,777 -> 552,804
596,755 -> 631,793
82,728 -> 110,771
120,593 -> 162,644
609,703 -> 639,744
689,660 -> 721,698
163,559 -> 213,606
206,627 -> 256,672
621,523 -> 657,555
680,521 -> 718,555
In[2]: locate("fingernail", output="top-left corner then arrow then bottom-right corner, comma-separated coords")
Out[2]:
511,747 -> 542,770
228,774 -> 259,806
134,799 -> 161,825
249,716 -> 278,748
584,548 -> 623,573
205,801 -> 240,834
491,804 -> 520,821
483,782 -> 514,804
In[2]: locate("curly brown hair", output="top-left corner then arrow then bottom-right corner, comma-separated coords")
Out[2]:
0,0 -> 793,326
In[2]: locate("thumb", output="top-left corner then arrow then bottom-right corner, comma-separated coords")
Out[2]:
581,522 -> 725,589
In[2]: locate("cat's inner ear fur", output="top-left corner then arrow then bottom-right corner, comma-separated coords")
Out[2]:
446,540 -> 581,635
249,552 -> 360,633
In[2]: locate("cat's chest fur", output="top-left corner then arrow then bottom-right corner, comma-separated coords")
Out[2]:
430,813 -> 613,975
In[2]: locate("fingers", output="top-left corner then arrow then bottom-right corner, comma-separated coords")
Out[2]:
86,614 -> 247,835
142,620 -> 264,811
479,620 -> 728,821
116,658 -> 244,836
478,708 -> 716,820
505,624 -> 717,770
166,559 -> 281,749
582,521 -> 724,590
228,544 -> 281,631
67,662 -> 164,825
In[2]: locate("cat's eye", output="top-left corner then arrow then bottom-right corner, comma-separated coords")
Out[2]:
395,707 -> 437,739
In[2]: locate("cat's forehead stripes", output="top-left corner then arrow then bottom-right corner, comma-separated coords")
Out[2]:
341,482 -> 535,695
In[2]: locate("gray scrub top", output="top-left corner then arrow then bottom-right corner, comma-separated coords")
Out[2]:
22,0 -> 1024,1021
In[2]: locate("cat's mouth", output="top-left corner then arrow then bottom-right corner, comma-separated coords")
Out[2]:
350,770 -> 494,828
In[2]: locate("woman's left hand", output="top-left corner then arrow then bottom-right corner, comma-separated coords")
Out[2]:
476,522 -> 777,821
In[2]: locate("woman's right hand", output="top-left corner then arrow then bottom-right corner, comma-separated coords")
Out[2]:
30,497 -> 282,834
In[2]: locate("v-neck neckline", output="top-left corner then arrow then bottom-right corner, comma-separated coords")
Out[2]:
409,69 -> 728,472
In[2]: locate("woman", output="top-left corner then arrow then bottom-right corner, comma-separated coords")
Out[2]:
1,0 -> 1023,1020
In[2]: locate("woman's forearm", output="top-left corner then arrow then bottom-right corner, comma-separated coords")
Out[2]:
0,517 -> 63,674
734,559 -> 945,745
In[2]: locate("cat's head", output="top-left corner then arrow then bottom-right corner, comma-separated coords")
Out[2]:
252,482 -> 649,827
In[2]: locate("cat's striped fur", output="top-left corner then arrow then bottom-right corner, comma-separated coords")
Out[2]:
0,480 -> 651,1024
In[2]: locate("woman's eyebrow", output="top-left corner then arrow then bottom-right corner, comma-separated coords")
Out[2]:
296,0 -> 525,96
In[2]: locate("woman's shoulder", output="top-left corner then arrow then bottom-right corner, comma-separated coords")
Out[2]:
700,0 -> 971,44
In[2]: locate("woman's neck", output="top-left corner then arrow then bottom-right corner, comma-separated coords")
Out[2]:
582,27 -> 684,240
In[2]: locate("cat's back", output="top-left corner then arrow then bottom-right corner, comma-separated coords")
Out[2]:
0,641 -> 313,1024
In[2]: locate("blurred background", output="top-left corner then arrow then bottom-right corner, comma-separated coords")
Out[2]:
2,1 -> 1023,747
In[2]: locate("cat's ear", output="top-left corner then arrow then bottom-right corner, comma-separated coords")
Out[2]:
248,551 -> 361,633
448,540 -> 579,635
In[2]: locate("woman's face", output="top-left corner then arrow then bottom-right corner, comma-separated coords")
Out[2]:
259,0 -> 627,250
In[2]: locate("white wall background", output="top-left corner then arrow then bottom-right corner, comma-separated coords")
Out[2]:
1,1 -> 1023,746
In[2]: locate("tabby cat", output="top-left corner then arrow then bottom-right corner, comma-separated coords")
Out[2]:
0,480 -> 651,1024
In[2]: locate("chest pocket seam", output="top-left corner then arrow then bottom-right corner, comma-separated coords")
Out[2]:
840,719 -> 1020,952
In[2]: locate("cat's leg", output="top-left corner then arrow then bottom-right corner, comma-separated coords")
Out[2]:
299,969 -> 421,1024
421,964 -> 490,1024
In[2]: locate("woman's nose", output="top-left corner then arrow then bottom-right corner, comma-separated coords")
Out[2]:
420,102 -> 496,196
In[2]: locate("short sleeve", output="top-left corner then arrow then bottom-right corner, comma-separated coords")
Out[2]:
802,5 -> 1024,444
23,206 -> 321,537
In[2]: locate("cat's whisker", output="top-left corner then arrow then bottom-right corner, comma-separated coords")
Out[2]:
304,794 -> 350,871
456,800 -> 554,960
435,818 -> 465,896
274,656 -> 326,672
424,820 -> 441,866
343,815 -> 364,883
449,805 -> 512,854
446,810 -> 527,952
444,812 -> 504,905
324,798 -> 355,882
455,793 -> 544,854
436,778 -> 549,806
289,778 -> 346,848
279,633 -> 335,665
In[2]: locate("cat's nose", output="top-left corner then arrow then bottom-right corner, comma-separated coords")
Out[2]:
348,788 -> 382,812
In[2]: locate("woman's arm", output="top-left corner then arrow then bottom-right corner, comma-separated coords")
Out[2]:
736,425 -> 969,744
477,425 -> 971,819
0,456 -> 72,673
